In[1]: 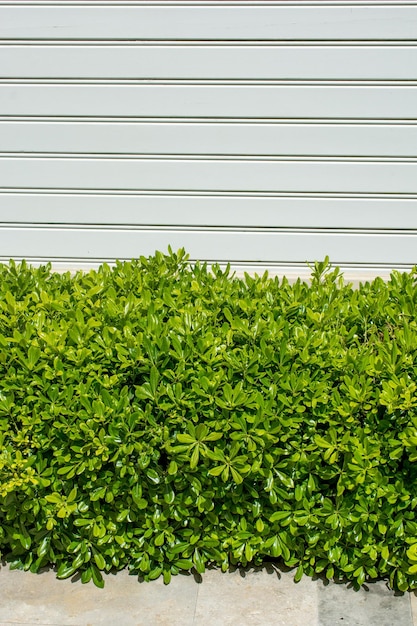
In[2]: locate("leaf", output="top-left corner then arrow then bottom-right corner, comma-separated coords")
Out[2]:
381,546 -> 389,561
148,566 -> 163,581
146,469 -> 160,484
19,533 -> 32,550
81,567 -> 93,584
177,434 -> 195,444
67,486 -> 78,503
208,465 -> 225,477
230,466 -> 243,484
407,544 -> 417,562
57,563 -> 77,580
275,470 -> 294,489
270,510 -> 291,523
45,493 -> 62,504
37,536 -> 50,558
91,564 -> 105,588
175,559 -> 193,570
190,446 -> 199,470
256,519 -> 264,533
93,552 -> 106,570
204,432 -> 223,442
193,548 -> 205,574
150,366 -> 159,396
294,564 -> 304,583
163,567 -> 172,585
27,346 -> 41,370
154,532 -> 165,547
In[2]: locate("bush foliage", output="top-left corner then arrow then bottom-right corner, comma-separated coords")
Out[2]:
1,249 -> 417,590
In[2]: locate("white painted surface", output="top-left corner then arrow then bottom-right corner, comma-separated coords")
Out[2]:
2,225 -> 417,265
1,120 -> 416,157
2,192 -> 416,228
1,3 -> 416,40
3,45 -> 417,80
1,84 -> 416,119
1,156 -> 416,194
1,1 -> 416,276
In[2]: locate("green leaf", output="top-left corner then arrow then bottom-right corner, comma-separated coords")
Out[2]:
93,552 -> 106,570
168,460 -> 178,475
407,544 -> 417,561
275,470 -> 294,489
177,434 -> 195,444
190,445 -> 200,469
45,493 -> 62,504
193,548 -> 206,574
81,567 -> 93,584
294,564 -> 304,583
19,533 -> 32,550
270,510 -> 291,523
175,559 -> 193,570
67,486 -> 78,503
208,465 -> 225,477
91,564 -> 105,588
204,432 -> 223,442
150,365 -> 159,395
27,345 -> 41,369
37,536 -> 50,558
155,532 -> 165,546
146,469 -> 160,484
148,566 -> 163,581
57,563 -> 77,580
230,466 -> 243,484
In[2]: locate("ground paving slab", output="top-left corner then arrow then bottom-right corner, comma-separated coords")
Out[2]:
0,563 -> 415,626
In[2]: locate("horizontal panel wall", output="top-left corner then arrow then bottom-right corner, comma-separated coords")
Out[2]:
3,45 -> 417,80
2,157 -> 417,194
1,3 -> 416,40
1,120 -> 417,157
2,225 -> 417,266
1,84 -> 416,118
1,1 -> 417,277
2,193 -> 417,229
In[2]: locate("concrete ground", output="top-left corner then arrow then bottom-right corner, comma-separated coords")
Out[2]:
1,564 -> 417,626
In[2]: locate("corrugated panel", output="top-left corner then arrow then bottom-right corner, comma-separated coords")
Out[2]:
0,1 -> 416,276
1,3 -> 416,41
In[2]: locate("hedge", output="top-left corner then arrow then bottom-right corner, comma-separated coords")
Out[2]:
1,249 -> 417,590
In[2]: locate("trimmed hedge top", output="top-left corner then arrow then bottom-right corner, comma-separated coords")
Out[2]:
1,249 -> 417,590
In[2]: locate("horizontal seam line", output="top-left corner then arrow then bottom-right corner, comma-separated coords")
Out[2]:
1,188 -> 416,197
3,223 -> 417,232
1,153 -> 417,162
0,117 -> 417,125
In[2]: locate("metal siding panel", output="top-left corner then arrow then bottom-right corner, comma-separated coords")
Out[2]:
3,45 -> 417,80
1,157 -> 416,193
2,193 -> 417,228
1,225 -> 417,265
1,84 -> 416,118
1,4 -> 417,40
2,121 -> 417,157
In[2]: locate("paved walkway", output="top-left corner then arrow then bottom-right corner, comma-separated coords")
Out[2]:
1,563 -> 416,626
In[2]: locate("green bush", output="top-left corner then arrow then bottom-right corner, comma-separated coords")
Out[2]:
1,249 -> 417,590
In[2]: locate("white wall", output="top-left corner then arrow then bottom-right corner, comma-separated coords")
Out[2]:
1,1 -> 417,279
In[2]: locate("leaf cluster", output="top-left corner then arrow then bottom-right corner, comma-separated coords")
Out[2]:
1,250 -> 417,590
